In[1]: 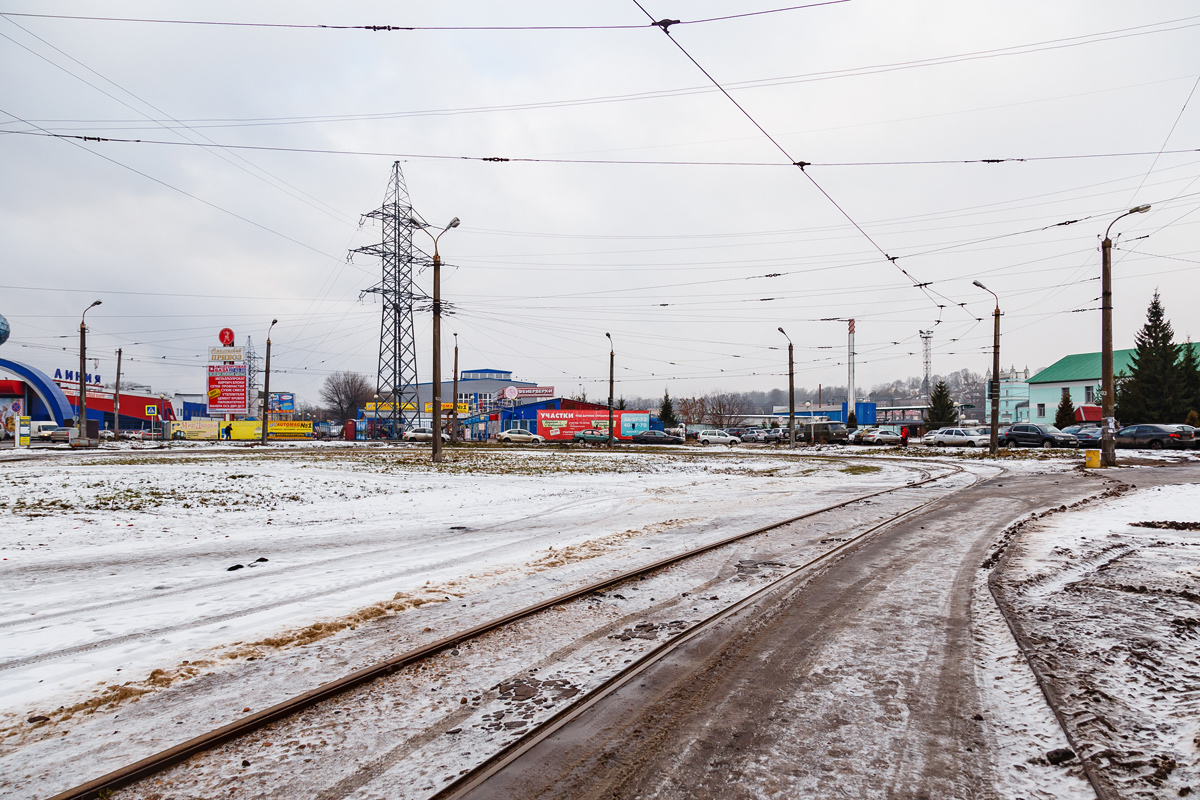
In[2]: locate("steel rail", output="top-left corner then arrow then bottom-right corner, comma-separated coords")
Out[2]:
47,461 -> 964,800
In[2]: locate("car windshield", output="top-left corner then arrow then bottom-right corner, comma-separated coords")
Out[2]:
1039,425 -> 1063,433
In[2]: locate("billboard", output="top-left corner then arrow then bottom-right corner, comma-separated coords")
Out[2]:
536,410 -> 649,441
170,420 -> 313,440
207,347 -> 248,415
424,402 -> 470,414
0,397 -> 22,440
269,392 -> 295,412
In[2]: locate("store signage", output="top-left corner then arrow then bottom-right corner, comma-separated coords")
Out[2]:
268,392 -> 295,412
515,386 -> 554,398
207,346 -> 248,415
219,328 -> 235,347
53,369 -> 102,385
424,402 -> 470,414
537,410 -> 649,440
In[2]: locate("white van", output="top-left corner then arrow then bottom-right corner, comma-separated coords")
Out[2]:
30,421 -> 70,443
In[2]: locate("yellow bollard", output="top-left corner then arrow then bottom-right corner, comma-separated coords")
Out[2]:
1085,449 -> 1102,469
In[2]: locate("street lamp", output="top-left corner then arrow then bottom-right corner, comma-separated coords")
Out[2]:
76,300 -> 101,447
412,216 -> 461,464
804,400 -> 812,444
260,318 -> 278,445
1100,204 -> 1150,467
778,327 -> 795,448
605,332 -> 614,449
451,332 -> 460,444
973,280 -> 1001,456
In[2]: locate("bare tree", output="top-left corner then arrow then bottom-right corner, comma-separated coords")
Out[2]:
320,371 -> 373,421
704,391 -> 749,428
676,396 -> 707,430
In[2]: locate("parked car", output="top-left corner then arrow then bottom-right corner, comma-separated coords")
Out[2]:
926,427 -> 990,447
1073,427 -> 1103,445
862,428 -> 902,445
740,428 -> 779,443
1060,424 -> 1098,436
99,429 -> 115,441
1168,424 -> 1198,449
1000,423 -> 1078,448
698,429 -> 740,446
850,427 -> 877,444
498,428 -> 545,444
796,421 -> 850,444
724,428 -> 751,439
1114,424 -> 1193,450
572,428 -> 609,444
630,430 -> 684,445
403,427 -> 450,443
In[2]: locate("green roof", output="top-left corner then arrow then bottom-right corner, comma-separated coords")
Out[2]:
1030,343 -> 1199,384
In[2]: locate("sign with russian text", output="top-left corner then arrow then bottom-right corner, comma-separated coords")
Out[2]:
536,410 -> 649,441
515,386 -> 555,399
207,346 -> 248,415
425,402 -> 470,414
269,392 -> 295,412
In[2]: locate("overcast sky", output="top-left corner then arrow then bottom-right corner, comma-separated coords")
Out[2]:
2,0 -> 1198,407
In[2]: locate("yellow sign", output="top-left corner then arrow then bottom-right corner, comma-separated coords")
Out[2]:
424,402 -> 469,414
18,416 -> 30,447
145,405 -> 158,416
169,420 -> 313,441
365,401 -> 417,412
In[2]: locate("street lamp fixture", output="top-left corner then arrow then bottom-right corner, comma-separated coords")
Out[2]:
1100,204 -> 1151,467
973,280 -> 1001,456
804,400 -> 812,444
605,332 -> 614,449
412,217 -> 461,463
76,300 -> 102,447
778,327 -> 795,448
260,318 -> 278,445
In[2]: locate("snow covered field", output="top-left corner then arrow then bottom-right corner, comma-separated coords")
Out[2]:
0,443 -> 1193,798
1,444 -> 947,797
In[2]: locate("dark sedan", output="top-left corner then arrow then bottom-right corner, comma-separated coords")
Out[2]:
630,430 -> 684,445
1000,423 -> 1078,448
1114,424 -> 1194,450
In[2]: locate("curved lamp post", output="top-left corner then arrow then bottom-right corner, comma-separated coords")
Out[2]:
1099,205 -> 1150,467
973,280 -> 1001,455
413,217 -> 461,464
260,318 -> 278,445
76,300 -> 101,446
778,327 -> 795,448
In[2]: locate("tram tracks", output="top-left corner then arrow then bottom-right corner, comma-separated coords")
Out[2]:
44,460 -> 976,800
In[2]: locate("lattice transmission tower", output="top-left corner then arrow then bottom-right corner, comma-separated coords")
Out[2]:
245,336 -> 260,416
919,330 -> 933,400
351,162 -> 421,434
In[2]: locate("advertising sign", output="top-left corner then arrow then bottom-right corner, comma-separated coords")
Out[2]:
536,410 -> 650,441
514,386 -> 555,399
268,392 -> 295,412
424,402 -> 470,414
0,397 -> 22,440
170,420 -> 313,441
207,346 -> 248,415
219,328 -> 236,347
18,416 -> 30,447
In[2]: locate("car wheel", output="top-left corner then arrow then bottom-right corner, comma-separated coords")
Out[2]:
966,441 -> 976,447
700,439 -> 709,446
502,437 -> 511,443
1150,439 -> 1164,450
1041,440 -> 1052,448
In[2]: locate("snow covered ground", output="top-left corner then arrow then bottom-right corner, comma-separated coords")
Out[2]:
1,442 -> 1191,798
1,444 -> 954,797
986,472 -> 1200,798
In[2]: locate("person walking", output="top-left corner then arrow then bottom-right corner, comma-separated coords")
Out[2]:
900,426 -> 909,447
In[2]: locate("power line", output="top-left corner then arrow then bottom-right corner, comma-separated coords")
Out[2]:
0,3 -> 848,32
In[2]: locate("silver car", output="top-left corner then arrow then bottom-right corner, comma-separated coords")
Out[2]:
928,427 -> 990,447
499,428 -> 545,444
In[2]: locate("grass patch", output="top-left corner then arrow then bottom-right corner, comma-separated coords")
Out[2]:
840,464 -> 882,475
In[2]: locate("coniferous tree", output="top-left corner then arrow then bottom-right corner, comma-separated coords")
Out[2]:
659,390 -> 678,428
924,380 -> 957,429
1115,292 -> 1181,424
1178,340 -> 1200,420
1054,388 -> 1077,429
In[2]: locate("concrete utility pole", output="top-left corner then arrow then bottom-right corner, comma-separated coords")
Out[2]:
973,280 -> 1001,455
778,327 -> 795,448
113,347 -> 122,438
606,332 -> 614,449
1101,204 -> 1150,467
412,216 -> 460,464
451,332 -> 460,444
847,319 -> 856,420
76,300 -> 101,447
260,319 -> 277,445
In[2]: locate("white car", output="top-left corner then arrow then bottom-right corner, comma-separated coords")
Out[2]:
402,427 -> 450,443
927,427 -> 990,447
698,429 -> 740,446
499,428 -> 545,444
